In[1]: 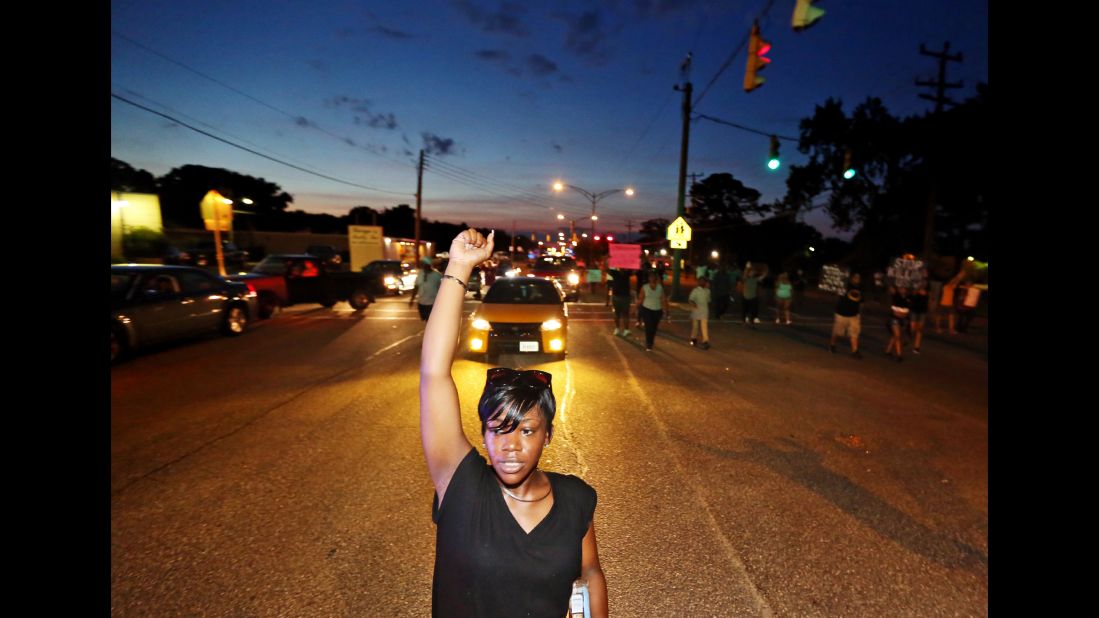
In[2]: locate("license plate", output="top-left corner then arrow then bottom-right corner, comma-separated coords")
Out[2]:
519,341 -> 539,352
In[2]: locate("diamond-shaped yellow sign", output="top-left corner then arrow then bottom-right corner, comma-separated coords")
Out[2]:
666,216 -> 692,242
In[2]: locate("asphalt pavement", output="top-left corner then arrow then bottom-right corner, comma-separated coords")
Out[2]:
110,287 -> 988,616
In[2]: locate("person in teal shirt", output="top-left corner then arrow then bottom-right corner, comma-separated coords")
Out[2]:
774,272 -> 793,325
740,263 -> 768,325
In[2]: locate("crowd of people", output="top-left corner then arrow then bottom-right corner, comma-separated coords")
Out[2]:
604,259 -> 983,359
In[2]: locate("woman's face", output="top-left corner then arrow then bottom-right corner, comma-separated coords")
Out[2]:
484,407 -> 550,486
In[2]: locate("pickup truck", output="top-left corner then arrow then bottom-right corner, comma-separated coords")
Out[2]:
228,254 -> 384,318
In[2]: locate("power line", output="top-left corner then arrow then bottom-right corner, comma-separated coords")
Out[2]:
692,0 -> 777,109
693,112 -> 798,141
111,29 -> 417,172
112,93 -> 412,196
423,155 -> 563,208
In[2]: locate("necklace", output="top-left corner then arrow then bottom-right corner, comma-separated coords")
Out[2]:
499,473 -> 552,502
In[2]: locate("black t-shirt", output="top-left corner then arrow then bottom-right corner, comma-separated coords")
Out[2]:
835,286 -> 863,317
609,269 -> 632,297
432,448 -> 597,617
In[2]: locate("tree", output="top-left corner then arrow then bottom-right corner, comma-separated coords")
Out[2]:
687,173 -> 766,228
783,89 -> 989,267
685,173 -> 767,266
111,158 -> 157,193
156,164 -> 293,229
637,218 -> 670,245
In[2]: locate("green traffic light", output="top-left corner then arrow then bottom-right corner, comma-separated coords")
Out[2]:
843,169 -> 856,179
768,158 -> 780,170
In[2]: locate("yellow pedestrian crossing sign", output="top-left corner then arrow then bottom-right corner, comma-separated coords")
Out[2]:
666,216 -> 692,243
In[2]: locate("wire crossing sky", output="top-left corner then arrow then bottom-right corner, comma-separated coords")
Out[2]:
111,0 -> 987,239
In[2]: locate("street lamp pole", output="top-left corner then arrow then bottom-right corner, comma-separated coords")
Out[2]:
552,182 -> 634,266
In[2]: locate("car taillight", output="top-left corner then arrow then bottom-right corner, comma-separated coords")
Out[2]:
246,283 -> 257,296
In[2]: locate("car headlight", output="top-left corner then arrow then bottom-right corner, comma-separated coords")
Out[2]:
384,276 -> 396,285
472,318 -> 491,330
566,273 -> 580,285
541,319 -> 562,331
506,269 -> 520,277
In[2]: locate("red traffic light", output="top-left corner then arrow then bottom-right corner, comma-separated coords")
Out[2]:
743,23 -> 771,92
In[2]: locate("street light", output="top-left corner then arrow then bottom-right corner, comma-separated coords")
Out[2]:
552,180 -> 635,265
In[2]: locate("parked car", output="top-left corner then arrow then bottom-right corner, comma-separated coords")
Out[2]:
466,276 -> 568,362
362,259 -> 416,295
165,240 -> 250,271
111,265 -> 258,363
528,257 -> 582,301
305,245 -> 345,268
229,254 -> 385,317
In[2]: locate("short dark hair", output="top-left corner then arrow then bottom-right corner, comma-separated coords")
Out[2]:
477,371 -> 556,437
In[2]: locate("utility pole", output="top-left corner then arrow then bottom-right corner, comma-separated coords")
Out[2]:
671,53 -> 693,300
915,43 -> 963,260
415,149 -> 424,260
511,220 -> 517,260
625,220 -> 634,243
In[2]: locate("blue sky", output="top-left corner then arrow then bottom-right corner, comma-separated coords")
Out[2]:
111,0 -> 987,240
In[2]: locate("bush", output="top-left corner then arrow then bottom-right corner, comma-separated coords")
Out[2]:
124,227 -> 171,258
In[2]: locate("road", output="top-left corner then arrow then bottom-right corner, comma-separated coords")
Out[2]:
111,288 -> 988,616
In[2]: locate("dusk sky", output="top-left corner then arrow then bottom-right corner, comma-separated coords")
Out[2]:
111,0 -> 987,241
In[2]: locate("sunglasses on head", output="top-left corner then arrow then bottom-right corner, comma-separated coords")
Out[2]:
486,368 -> 552,388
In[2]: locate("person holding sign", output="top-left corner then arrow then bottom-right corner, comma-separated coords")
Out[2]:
419,228 -> 608,618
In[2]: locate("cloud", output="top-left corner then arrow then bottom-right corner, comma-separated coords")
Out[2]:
372,25 -> 414,39
558,9 -> 612,64
422,132 -> 458,156
475,49 -> 510,62
526,54 -> 558,77
327,96 -> 399,130
451,0 -> 528,36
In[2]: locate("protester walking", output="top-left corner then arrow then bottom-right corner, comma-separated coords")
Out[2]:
636,270 -> 670,351
409,256 -> 443,321
741,264 -> 768,326
909,281 -> 930,354
829,273 -> 864,358
709,264 -> 732,320
885,286 -> 912,361
774,272 -> 793,325
688,276 -> 712,349
607,268 -> 634,337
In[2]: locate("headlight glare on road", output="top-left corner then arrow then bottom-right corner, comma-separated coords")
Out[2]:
567,273 -> 580,285
472,318 -> 491,330
542,319 -> 562,331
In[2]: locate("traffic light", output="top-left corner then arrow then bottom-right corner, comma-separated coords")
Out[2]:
842,148 -> 856,179
767,135 -> 780,170
792,0 -> 825,31
743,23 -> 771,93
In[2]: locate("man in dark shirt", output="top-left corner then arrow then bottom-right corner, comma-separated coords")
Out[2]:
830,272 -> 864,358
709,264 -> 732,320
607,269 -> 634,336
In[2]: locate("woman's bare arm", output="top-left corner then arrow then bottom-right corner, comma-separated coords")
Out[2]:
420,229 -> 494,502
580,519 -> 608,617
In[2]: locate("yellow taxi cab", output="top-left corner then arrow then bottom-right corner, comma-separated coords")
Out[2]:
467,276 -> 568,361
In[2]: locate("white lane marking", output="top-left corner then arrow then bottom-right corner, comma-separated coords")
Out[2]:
608,332 -> 775,617
553,357 -> 588,478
